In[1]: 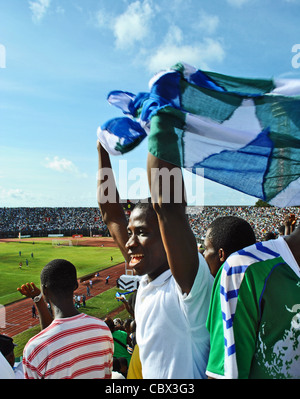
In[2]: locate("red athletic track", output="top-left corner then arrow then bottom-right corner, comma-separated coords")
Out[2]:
0,237 -> 128,338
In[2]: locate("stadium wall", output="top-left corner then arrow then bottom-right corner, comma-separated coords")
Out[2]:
0,227 -> 110,239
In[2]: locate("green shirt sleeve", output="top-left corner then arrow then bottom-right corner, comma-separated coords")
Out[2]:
206,267 -> 226,378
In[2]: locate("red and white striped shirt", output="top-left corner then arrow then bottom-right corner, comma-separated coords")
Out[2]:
23,313 -> 114,379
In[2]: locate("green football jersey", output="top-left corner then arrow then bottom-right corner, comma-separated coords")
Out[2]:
206,237 -> 300,379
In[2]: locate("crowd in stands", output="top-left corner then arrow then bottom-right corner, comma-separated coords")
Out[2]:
0,207 -> 107,237
1,206 -> 299,241
187,205 -> 299,241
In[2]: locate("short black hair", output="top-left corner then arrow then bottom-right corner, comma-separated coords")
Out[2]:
40,259 -> 78,295
134,198 -> 154,212
131,198 -> 158,221
207,216 -> 256,255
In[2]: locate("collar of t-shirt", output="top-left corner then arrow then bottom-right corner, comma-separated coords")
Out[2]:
142,269 -> 172,287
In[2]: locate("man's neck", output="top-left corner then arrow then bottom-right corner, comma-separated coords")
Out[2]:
51,301 -> 80,319
148,263 -> 170,282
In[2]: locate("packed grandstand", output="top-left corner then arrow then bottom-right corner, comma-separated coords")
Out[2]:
0,206 -> 299,242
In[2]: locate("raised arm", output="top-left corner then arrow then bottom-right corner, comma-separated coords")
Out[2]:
147,152 -> 199,295
17,282 -> 53,330
97,141 -> 129,262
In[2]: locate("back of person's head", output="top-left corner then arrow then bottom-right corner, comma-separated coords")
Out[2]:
264,231 -> 277,241
124,318 -> 133,333
113,318 -> 123,330
113,357 -> 121,372
207,216 -> 256,255
204,216 -> 256,277
133,197 -> 155,213
0,334 -> 15,367
40,259 -> 78,296
104,317 -> 115,333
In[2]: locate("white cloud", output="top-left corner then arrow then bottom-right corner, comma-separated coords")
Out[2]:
44,156 -> 87,178
0,187 -> 25,200
29,0 -> 51,24
197,11 -> 220,35
146,26 -> 225,73
113,0 -> 155,49
94,2 -> 225,72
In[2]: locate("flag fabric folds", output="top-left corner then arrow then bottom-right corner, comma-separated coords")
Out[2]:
97,62 -> 300,207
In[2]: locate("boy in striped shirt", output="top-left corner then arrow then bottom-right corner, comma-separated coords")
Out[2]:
22,259 -> 114,379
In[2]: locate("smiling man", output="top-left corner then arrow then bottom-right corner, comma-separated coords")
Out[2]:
97,139 -> 213,379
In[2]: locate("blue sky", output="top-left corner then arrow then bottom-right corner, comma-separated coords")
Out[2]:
0,0 -> 299,207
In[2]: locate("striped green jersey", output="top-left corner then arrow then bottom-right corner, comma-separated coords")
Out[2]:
206,237 -> 300,379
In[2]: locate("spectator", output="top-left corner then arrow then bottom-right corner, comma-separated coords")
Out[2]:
123,318 -> 133,336
264,231 -> 277,241
203,216 -> 256,277
22,259 -> 113,379
113,318 -> 123,330
206,225 -> 300,378
31,304 -> 37,319
129,320 -> 137,349
0,334 -> 16,369
118,357 -> 129,378
0,351 -> 15,379
0,334 -> 23,379
112,358 -> 125,379
104,317 -> 132,367
82,294 -> 86,307
97,141 -> 213,379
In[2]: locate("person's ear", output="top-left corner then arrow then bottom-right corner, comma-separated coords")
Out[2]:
42,284 -> 50,302
218,248 -> 227,263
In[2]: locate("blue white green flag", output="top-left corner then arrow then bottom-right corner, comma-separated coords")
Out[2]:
97,62 -> 300,207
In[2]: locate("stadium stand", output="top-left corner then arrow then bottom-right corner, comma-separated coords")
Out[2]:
0,206 -> 298,241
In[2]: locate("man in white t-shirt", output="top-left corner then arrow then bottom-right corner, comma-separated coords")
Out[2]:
97,141 -> 214,379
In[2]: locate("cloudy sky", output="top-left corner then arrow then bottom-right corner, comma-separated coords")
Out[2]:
1,0 -> 300,207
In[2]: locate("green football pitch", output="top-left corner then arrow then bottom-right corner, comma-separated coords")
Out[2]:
0,240 -> 123,305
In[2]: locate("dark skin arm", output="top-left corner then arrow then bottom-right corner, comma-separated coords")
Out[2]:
97,141 -> 129,262
17,282 -> 53,330
147,153 -> 199,295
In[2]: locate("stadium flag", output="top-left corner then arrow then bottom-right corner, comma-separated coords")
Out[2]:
97,62 -> 300,207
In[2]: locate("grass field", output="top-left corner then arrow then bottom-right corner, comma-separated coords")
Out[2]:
0,240 -> 123,305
